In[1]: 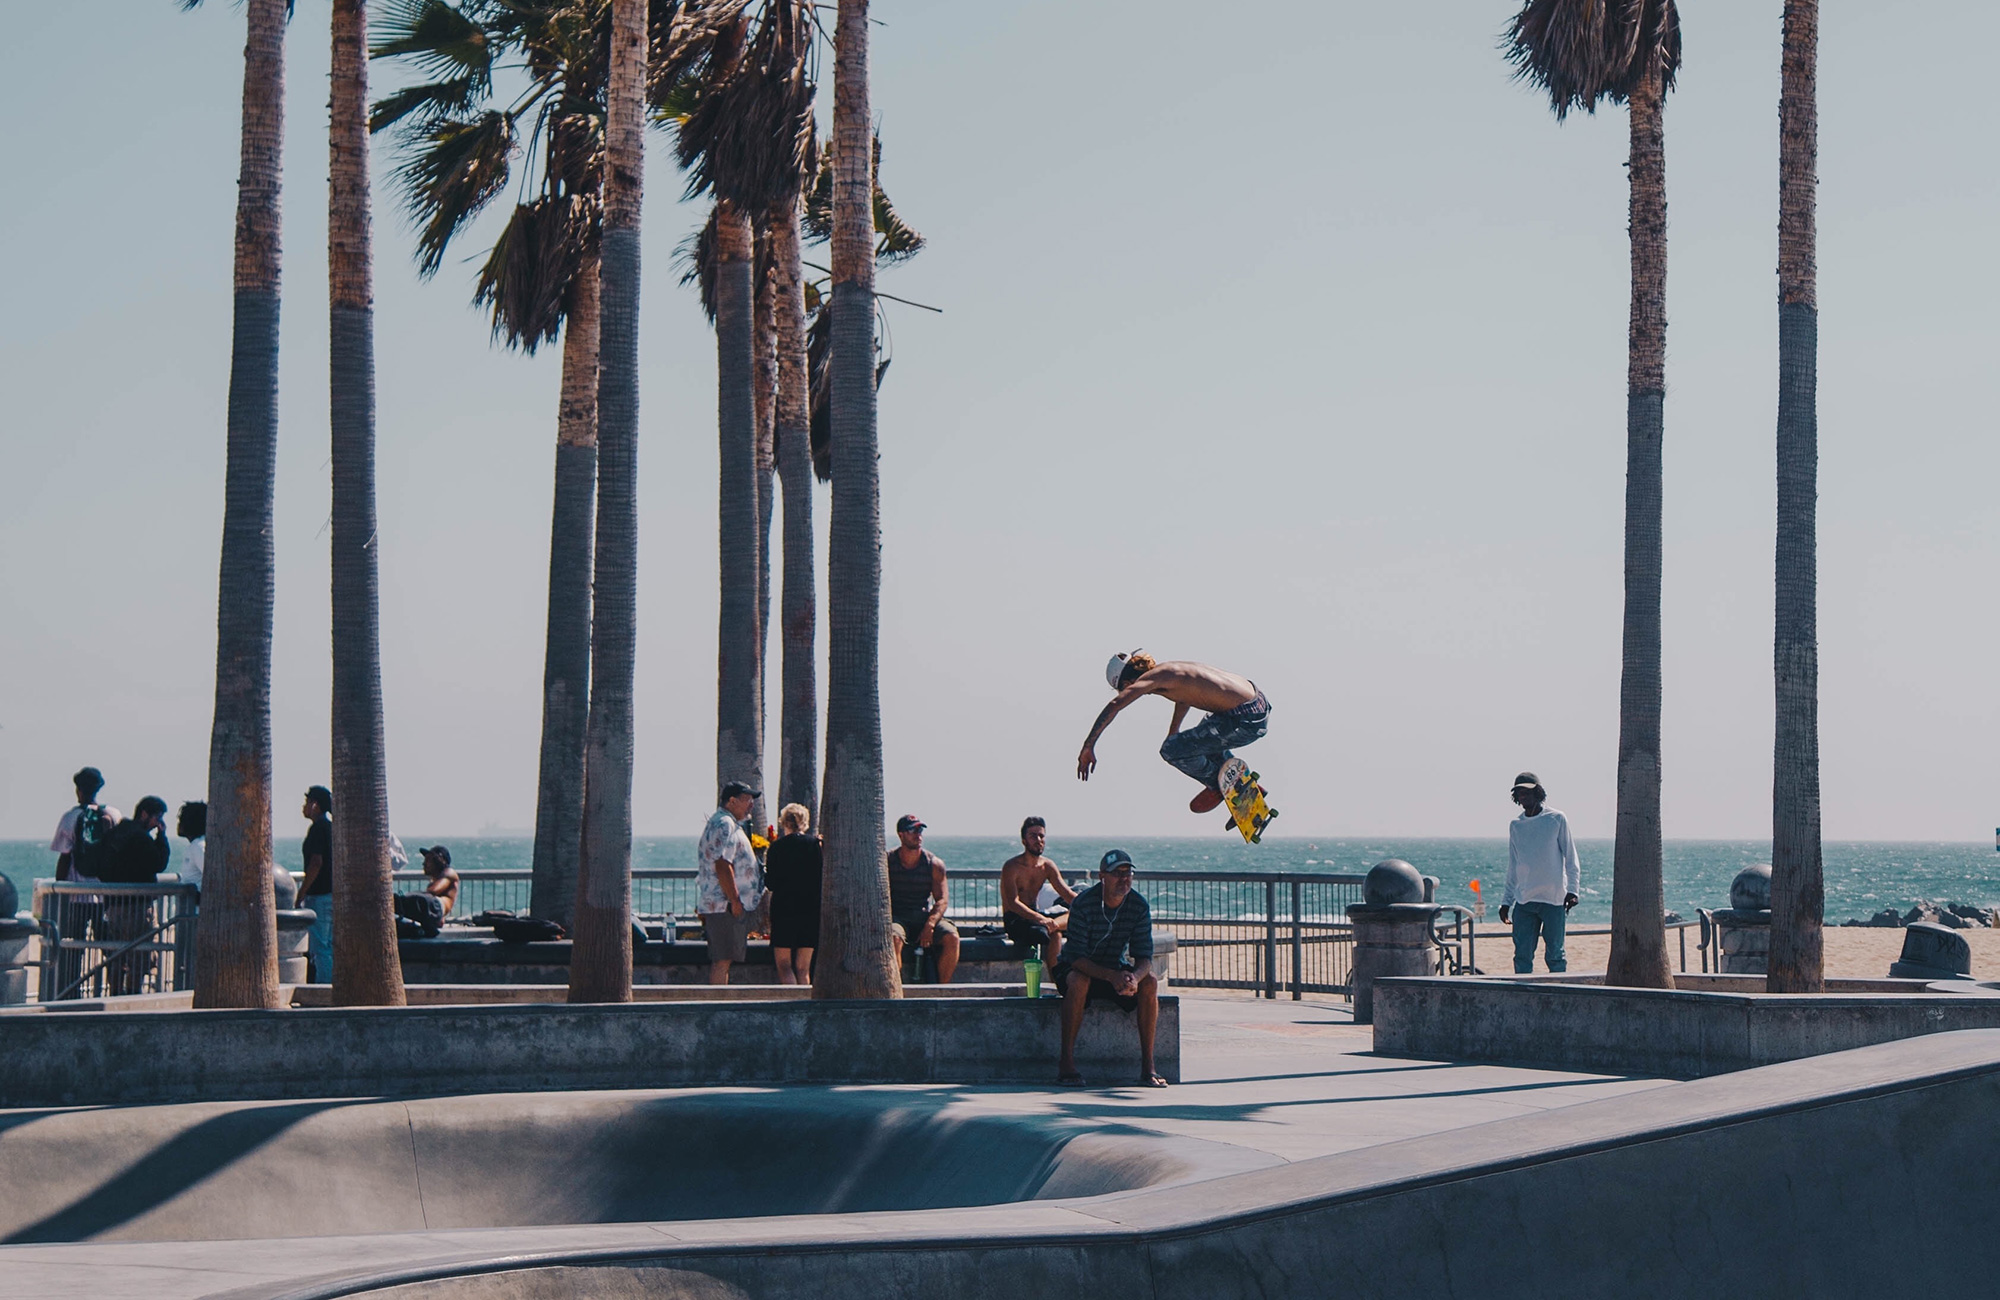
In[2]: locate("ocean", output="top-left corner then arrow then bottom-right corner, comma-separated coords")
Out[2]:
5,835 -> 1996,926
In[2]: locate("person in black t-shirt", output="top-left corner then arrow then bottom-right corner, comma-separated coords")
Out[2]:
100,796 -> 171,995
300,785 -> 334,983
762,803 -> 823,985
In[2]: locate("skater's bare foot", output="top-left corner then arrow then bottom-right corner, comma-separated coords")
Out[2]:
1190,787 -> 1224,814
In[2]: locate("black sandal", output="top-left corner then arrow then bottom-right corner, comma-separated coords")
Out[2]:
1057,1071 -> 1087,1087
1137,1072 -> 1169,1088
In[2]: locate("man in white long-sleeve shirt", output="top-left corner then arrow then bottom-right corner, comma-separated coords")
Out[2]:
1499,772 -> 1580,974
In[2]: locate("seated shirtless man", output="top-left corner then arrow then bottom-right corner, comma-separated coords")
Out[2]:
1076,650 -> 1270,814
419,845 -> 461,916
999,816 -> 1075,972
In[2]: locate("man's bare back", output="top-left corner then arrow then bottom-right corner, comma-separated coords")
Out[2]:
1077,660 -> 1256,781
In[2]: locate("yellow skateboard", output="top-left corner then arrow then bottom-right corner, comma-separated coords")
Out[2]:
1216,756 -> 1277,844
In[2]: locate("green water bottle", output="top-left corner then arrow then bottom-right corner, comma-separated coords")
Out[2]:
1023,958 -> 1043,998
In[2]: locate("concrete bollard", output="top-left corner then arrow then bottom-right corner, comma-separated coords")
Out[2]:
272,866 -> 314,986
0,876 -> 32,1006
1347,860 -> 1439,1025
1708,865 -> 1774,975
1890,922 -> 1973,981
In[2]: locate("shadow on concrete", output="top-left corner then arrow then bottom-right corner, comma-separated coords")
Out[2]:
0,1100 -> 368,1244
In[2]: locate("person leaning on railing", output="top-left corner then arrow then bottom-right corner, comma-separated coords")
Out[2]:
97,796 -> 172,996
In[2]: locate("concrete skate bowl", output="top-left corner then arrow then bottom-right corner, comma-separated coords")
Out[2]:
20,1029 -> 1992,1300
0,1088 -> 1269,1247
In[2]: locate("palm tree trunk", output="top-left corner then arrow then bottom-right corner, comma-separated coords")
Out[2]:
753,220 -> 777,832
568,0 -> 644,1005
1768,0 -> 1823,994
529,257 -> 599,929
769,198 -> 818,821
1605,48 -> 1675,991
715,202 -> 765,820
195,0 -> 287,1011
814,0 -> 898,1000
327,0 -> 406,1009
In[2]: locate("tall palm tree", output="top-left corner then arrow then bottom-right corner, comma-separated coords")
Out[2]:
662,1 -> 815,830
329,0 -> 405,1006
1768,0 -> 1822,993
189,0 -> 287,1012
371,0 -> 608,930
814,0 -> 897,999
769,192 -> 818,817
1506,0 -> 1681,989
567,0 -> 648,1004
752,216 -> 777,823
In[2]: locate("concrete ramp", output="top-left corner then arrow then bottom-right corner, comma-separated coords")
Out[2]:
0,1089 -> 1267,1246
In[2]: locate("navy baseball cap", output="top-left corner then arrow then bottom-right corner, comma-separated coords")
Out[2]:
720,780 -> 760,801
1099,849 -> 1136,874
305,785 -> 334,812
896,813 -> 926,833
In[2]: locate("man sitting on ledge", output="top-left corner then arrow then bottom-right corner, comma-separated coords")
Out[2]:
1056,849 -> 1165,1088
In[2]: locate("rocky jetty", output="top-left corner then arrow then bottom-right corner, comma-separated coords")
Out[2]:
1840,901 -> 2000,929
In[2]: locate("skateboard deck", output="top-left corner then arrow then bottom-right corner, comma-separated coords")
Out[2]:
1216,756 -> 1277,844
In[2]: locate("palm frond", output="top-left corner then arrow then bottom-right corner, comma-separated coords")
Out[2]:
475,192 -> 596,352
393,110 -> 517,277
370,76 -> 484,134
801,132 -> 923,263
370,0 -> 493,86
1503,0 -> 1680,119
669,0 -> 817,211
675,204 -> 722,323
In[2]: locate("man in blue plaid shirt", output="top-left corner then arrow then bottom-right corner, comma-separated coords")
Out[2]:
1056,849 -> 1165,1087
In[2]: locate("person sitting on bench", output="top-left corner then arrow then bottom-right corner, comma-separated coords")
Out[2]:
1055,849 -> 1165,1088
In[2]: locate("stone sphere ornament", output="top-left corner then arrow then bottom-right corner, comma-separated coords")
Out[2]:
1363,859 -> 1426,907
1730,863 -> 1773,913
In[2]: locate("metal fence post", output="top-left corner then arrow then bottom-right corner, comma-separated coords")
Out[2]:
1264,880 -> 1278,999
1290,880 -> 1302,1000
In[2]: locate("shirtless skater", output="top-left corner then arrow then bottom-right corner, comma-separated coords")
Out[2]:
1076,650 -> 1271,814
1000,816 -> 1076,971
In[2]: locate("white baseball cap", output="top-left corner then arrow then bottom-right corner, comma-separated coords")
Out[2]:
1105,649 -> 1145,691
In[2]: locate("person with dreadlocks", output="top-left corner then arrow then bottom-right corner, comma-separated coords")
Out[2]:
1076,651 -> 1271,815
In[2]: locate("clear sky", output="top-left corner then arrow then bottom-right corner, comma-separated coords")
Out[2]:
1,1 -> 1993,843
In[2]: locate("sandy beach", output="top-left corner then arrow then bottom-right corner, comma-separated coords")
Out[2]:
1474,924 -> 2000,980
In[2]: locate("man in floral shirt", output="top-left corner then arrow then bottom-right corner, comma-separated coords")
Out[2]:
698,781 -> 764,984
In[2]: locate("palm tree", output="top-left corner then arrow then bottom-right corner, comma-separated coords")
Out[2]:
814,0 -> 898,999
371,0 -> 607,930
329,0 -> 406,1006
769,193 -> 818,817
1506,0 -> 1681,989
567,0 -> 648,1004
189,0 -> 287,1012
662,2 -> 817,831
1768,0 -> 1822,994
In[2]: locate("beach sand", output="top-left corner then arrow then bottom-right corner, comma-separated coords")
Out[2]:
1476,923 -> 2000,980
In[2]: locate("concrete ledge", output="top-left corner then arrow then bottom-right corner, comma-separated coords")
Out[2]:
0,996 -> 1178,1108
20,1030 -> 2000,1299
288,982 -> 1045,1006
400,931 -> 1175,987
1371,975 -> 2000,1077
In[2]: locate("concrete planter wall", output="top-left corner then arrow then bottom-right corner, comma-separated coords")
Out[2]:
0,995 -> 1178,1108
1371,976 -> 2000,1077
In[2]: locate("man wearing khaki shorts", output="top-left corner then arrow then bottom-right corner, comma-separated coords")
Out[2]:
698,781 -> 765,984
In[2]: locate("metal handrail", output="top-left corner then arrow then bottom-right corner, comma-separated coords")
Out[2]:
51,910 -> 183,1002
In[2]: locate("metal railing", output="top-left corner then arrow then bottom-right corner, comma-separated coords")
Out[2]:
412,867 -> 1373,996
396,868 -> 1710,996
36,881 -> 200,1001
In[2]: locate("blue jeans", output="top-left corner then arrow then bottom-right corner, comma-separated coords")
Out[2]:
1159,691 -> 1270,788
305,895 -> 334,983
1511,901 -> 1567,973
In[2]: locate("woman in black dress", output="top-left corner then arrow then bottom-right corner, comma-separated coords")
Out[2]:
763,804 -> 823,984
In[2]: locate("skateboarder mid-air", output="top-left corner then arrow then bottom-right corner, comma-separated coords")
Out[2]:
1076,651 -> 1271,814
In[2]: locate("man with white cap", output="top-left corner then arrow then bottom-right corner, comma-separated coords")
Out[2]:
1499,772 -> 1581,974
1076,650 -> 1270,814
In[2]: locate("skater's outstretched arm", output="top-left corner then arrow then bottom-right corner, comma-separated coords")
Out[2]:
1076,679 -> 1161,780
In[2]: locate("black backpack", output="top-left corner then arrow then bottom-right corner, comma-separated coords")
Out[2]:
393,891 -> 445,939
71,805 -> 114,879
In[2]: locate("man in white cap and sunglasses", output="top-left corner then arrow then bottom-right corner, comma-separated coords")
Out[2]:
1499,772 -> 1580,974
1077,650 -> 1270,815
